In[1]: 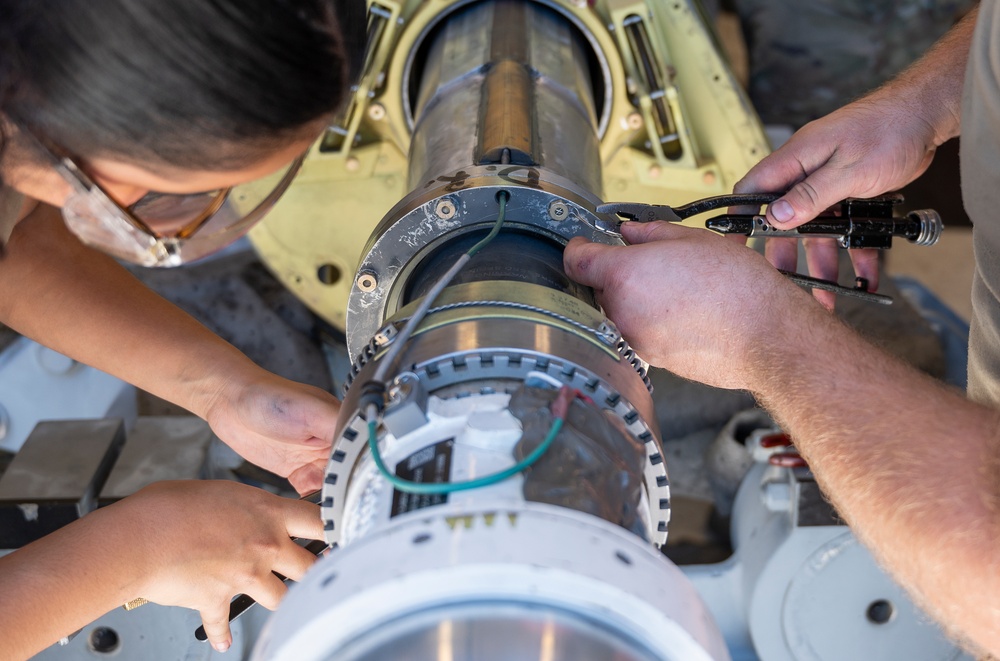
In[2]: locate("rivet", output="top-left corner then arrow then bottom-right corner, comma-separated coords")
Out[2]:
435,198 -> 457,220
356,272 -> 378,292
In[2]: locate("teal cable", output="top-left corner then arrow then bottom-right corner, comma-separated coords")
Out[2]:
367,411 -> 563,495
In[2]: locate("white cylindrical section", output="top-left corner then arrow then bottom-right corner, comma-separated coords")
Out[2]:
341,392 -> 530,544
254,507 -> 730,661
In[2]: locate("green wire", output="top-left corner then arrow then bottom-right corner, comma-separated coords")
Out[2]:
467,190 -> 508,257
367,415 -> 563,495
365,190 -> 560,495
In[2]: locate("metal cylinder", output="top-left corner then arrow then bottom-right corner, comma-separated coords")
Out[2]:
408,0 -> 603,196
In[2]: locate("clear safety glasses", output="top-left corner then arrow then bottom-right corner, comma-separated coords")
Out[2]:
52,149 -> 303,268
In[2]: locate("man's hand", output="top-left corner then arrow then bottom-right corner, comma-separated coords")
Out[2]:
203,371 -> 341,494
563,221 -> 812,390
735,6 -> 975,306
736,92 -> 940,304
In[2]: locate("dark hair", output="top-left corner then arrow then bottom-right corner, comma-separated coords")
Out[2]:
0,0 -> 366,170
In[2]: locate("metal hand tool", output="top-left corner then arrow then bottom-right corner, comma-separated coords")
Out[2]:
598,193 -> 942,249
596,193 -> 944,305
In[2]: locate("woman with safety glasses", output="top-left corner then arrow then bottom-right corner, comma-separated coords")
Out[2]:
0,0 -> 365,656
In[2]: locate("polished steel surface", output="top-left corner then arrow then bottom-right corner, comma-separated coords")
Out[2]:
345,179 -> 621,358
330,602 -> 659,661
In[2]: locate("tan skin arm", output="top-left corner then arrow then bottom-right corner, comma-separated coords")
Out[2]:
565,221 -> 1000,655
0,481 -> 324,657
0,203 -> 339,492
2,202 -> 250,413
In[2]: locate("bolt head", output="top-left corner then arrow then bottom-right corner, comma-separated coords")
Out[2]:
626,112 -> 643,130
367,103 -> 386,121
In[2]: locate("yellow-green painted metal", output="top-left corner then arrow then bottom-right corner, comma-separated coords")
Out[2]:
249,0 -> 769,333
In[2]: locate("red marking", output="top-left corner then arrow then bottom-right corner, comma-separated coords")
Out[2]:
760,432 -> 792,448
769,452 -> 807,468
550,386 -> 575,419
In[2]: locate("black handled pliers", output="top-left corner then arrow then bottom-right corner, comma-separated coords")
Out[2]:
595,193 -> 900,305
597,193 -> 781,226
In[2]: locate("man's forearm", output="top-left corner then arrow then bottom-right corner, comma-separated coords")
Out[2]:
0,204 -> 258,418
746,289 -> 1000,653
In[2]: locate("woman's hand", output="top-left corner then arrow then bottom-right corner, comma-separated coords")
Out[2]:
122,481 -> 324,652
0,480 -> 325,658
0,207 -> 342,494
203,370 -> 341,493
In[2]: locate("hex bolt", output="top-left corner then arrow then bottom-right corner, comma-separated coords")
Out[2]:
367,103 -> 386,121
435,198 -> 457,220
548,200 -> 569,222
356,272 -> 378,292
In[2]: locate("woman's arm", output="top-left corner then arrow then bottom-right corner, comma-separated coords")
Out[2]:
0,480 -> 324,657
0,204 -> 339,491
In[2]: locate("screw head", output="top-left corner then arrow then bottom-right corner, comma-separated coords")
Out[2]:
356,272 -> 378,292
435,199 -> 457,220
626,112 -> 643,130
367,103 -> 386,121
548,200 -> 569,221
